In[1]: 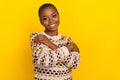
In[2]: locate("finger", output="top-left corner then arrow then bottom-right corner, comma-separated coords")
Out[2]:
38,34 -> 45,37
38,35 -> 45,41
34,39 -> 38,43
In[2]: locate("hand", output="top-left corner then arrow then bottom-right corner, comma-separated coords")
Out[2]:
34,34 -> 50,45
34,34 -> 58,50
65,42 -> 79,52
72,43 -> 80,53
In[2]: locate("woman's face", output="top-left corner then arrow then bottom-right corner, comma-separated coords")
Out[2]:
40,7 -> 59,32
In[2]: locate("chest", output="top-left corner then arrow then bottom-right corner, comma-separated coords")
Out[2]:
49,37 -> 69,47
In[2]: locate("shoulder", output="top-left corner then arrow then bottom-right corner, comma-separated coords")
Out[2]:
30,32 -> 43,38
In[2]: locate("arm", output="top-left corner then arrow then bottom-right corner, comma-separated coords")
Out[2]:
31,33 -> 80,68
63,37 -> 80,69
30,32 -> 70,67
63,51 -> 80,69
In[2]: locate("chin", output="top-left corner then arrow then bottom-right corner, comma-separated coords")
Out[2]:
49,28 -> 58,32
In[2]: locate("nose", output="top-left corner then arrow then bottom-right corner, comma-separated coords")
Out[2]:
48,17 -> 54,23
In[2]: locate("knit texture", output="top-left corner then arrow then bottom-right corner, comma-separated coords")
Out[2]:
30,32 -> 80,80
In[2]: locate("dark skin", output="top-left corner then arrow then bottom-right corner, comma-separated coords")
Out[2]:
34,6 -> 79,53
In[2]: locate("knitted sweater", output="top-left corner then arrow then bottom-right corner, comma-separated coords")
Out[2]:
30,32 -> 80,80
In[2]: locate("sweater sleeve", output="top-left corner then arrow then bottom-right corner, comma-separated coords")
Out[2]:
63,51 -> 80,69
30,32 -> 70,67
62,37 -> 80,69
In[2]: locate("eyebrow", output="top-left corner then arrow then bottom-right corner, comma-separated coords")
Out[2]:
41,12 -> 57,18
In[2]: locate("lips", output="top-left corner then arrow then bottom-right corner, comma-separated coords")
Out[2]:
46,21 -> 59,31
49,24 -> 56,27
48,23 -> 57,29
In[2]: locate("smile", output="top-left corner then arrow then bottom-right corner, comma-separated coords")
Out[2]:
49,24 -> 56,27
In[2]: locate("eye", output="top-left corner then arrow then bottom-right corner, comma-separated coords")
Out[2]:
42,17 -> 48,21
52,14 -> 57,18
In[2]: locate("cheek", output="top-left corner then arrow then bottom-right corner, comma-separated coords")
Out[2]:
55,17 -> 59,22
57,16 -> 60,22
41,21 -> 48,26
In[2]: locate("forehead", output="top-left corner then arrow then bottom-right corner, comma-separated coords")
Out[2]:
40,7 -> 57,15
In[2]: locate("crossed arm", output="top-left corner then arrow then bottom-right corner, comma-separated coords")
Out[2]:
34,34 -> 79,52
30,32 -> 80,69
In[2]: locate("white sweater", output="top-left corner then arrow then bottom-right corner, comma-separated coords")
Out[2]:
30,32 -> 80,80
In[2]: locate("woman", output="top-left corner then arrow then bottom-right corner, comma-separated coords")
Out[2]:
30,3 -> 80,80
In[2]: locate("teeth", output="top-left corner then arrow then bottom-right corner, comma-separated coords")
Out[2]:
50,24 -> 55,27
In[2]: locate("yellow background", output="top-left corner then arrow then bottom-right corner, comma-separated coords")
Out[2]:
0,0 -> 120,80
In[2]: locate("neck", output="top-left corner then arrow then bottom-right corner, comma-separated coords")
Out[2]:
44,30 -> 58,36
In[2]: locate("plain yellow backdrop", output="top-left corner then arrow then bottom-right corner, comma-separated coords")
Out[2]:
0,0 -> 120,80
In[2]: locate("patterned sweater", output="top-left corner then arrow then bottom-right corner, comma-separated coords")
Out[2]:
30,32 -> 80,80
